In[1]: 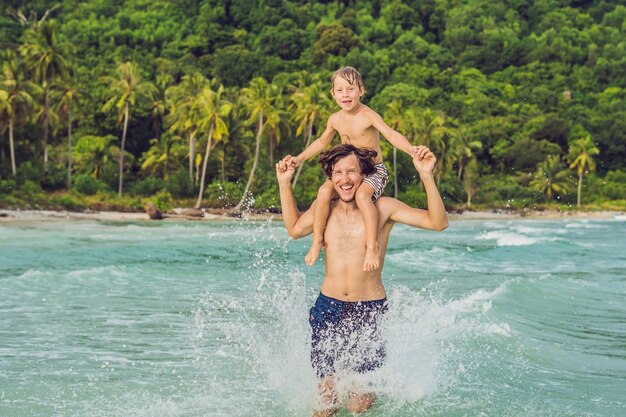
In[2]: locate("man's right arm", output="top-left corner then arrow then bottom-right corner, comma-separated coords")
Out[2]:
276,161 -> 314,238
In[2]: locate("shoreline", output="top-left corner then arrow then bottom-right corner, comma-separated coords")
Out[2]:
1,208 -> 624,223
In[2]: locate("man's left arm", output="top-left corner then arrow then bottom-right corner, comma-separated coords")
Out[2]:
276,161 -> 314,238
382,146 -> 448,231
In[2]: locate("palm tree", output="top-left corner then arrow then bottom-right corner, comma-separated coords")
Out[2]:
0,52 -> 38,176
195,81 -> 232,209
20,19 -> 68,172
383,100 -> 406,198
102,61 -> 156,196
454,127 -> 482,181
405,107 -> 456,183
56,82 -> 80,189
234,77 -> 277,212
140,133 -> 185,180
530,155 -> 571,202
73,134 -> 116,179
150,73 -> 173,140
265,87 -> 289,164
568,136 -> 599,208
165,72 -> 209,185
290,77 -> 333,187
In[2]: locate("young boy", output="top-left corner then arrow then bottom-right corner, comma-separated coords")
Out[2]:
283,66 -> 418,271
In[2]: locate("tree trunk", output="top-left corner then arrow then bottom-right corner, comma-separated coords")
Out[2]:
188,131 -> 196,184
43,83 -> 50,173
393,147 -> 398,199
235,111 -> 263,211
9,121 -> 16,176
195,124 -> 214,209
292,116 -> 314,188
269,131 -> 275,164
577,173 -> 583,208
118,102 -> 129,197
66,105 -> 73,190
0,127 -> 5,162
221,141 -> 227,183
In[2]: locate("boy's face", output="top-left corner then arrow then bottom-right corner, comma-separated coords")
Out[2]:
331,76 -> 363,112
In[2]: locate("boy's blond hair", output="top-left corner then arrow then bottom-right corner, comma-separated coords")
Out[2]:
330,66 -> 365,93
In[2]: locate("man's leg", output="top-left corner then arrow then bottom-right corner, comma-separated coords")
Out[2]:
305,180 -> 335,266
355,183 -> 379,271
346,392 -> 376,414
313,377 -> 340,417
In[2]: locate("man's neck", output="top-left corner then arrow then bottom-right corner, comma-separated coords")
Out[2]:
335,198 -> 357,213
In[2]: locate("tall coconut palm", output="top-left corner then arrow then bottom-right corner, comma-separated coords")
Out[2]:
195,81 -> 232,209
568,136 -> 599,208
102,61 -> 156,196
290,77 -> 332,188
265,87 -> 289,164
454,127 -> 483,181
165,73 -> 209,185
55,82 -> 80,189
20,19 -> 68,172
383,100 -> 406,198
530,155 -> 571,202
234,77 -> 277,212
0,52 -> 38,176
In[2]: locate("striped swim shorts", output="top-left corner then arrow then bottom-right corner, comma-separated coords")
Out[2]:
362,163 -> 389,202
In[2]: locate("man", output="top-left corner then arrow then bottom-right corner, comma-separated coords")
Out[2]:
275,144 -> 448,416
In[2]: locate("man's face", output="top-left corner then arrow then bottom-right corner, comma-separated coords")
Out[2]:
330,154 -> 363,203
331,76 -> 363,111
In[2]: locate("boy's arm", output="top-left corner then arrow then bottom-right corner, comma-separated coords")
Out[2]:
276,161 -> 314,238
291,119 -> 337,165
369,111 -> 416,156
382,146 -> 448,231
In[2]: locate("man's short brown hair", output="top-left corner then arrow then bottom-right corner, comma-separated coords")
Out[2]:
319,144 -> 377,178
331,66 -> 365,92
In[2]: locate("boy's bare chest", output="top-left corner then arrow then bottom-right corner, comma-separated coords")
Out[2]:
334,115 -> 379,146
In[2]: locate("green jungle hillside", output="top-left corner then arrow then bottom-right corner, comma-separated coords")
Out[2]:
1,0 -> 625,213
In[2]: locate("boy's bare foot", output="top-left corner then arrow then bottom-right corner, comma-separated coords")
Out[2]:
363,244 -> 380,271
305,240 -> 324,266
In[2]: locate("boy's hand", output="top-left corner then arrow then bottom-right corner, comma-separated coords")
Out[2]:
412,145 -> 437,177
282,155 -> 302,168
408,145 -> 421,158
276,159 -> 295,184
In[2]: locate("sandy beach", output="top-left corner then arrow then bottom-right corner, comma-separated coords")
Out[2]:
1,208 -> 623,223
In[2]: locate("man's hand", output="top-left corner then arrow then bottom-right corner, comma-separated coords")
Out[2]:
412,145 -> 437,177
276,159 -> 296,184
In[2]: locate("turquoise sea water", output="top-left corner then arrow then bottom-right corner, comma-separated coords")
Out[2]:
1,217 -> 625,417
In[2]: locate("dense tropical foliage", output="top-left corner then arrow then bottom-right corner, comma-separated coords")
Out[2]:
1,0 -> 624,213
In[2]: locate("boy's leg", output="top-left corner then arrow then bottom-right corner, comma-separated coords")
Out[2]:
356,184 -> 379,271
306,180 -> 335,266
